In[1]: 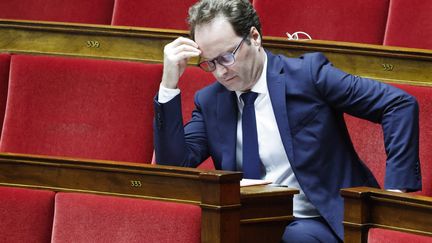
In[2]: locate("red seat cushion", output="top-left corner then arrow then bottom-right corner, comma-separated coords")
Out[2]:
111,0 -> 197,30
179,66 -> 216,169
0,53 -> 10,135
179,66 -> 215,124
0,186 -> 55,242
0,0 -> 115,24
368,228 -> 432,243
52,192 -> 201,243
345,115 -> 386,187
1,55 -> 162,163
346,83 -> 432,196
384,0 -> 432,49
253,0 -> 389,44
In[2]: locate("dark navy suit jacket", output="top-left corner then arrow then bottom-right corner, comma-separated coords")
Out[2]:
154,51 -> 421,240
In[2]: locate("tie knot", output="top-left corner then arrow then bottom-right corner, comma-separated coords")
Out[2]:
240,92 -> 258,106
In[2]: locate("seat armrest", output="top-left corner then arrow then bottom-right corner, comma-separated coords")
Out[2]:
341,186 -> 432,243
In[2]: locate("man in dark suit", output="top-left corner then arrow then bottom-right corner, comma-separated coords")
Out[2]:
153,0 -> 421,242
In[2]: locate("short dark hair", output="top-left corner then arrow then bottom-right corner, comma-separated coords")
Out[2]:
188,0 -> 262,41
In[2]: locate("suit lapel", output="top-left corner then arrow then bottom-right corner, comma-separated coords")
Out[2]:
267,53 -> 295,163
216,90 -> 238,171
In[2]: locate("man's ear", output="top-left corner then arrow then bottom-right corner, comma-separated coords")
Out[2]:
250,26 -> 261,46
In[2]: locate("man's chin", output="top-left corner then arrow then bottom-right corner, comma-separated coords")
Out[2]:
220,78 -> 246,91
218,80 -> 238,91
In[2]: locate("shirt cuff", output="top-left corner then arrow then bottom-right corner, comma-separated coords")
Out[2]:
158,83 -> 180,103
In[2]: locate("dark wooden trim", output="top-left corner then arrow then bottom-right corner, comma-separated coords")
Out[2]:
341,187 -> 432,243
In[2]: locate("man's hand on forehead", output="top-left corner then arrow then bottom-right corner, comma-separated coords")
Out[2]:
168,37 -> 201,60
161,37 -> 201,89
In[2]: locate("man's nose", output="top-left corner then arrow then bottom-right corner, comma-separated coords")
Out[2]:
214,62 -> 228,77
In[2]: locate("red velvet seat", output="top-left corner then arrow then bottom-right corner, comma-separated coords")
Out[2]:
368,228 -> 432,243
179,67 -> 215,124
52,192 -> 201,243
0,53 -> 10,135
111,0 -> 197,30
253,0 -> 390,44
0,186 -> 55,243
383,0 -> 432,49
0,0 -> 115,24
0,55 -> 162,163
178,66 -> 216,169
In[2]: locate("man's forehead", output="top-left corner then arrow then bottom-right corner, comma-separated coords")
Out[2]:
194,17 -> 236,43
194,18 -> 239,59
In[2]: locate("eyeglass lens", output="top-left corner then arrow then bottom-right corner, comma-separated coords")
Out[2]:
198,36 -> 246,72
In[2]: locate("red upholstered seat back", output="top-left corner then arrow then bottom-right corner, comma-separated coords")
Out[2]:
344,115 -> 386,186
111,0 -> 197,29
0,0 -> 115,24
0,186 -> 55,243
52,192 -> 201,243
368,228 -> 432,243
0,54 -> 10,136
0,55 -> 162,163
346,83 -> 432,196
179,66 -> 215,123
384,0 -> 432,49
253,0 -> 389,44
179,66 -> 216,169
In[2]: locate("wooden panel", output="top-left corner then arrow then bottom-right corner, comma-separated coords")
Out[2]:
265,38 -> 432,86
1,19 -> 432,87
0,152 -> 297,243
0,19 -> 179,62
240,185 -> 297,243
341,187 -> 432,242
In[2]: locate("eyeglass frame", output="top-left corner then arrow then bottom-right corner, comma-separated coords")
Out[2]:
198,35 -> 247,72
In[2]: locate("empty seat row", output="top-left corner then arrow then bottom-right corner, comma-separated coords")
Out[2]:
255,0 -> 389,45
0,53 -> 215,165
0,0 -> 195,29
0,185 -> 201,243
2,54 -> 161,162
0,0 -> 116,25
0,51 -> 431,195
254,0 -> 432,49
0,0 -> 431,49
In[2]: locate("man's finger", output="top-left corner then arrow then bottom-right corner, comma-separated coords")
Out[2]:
172,36 -> 199,48
171,44 -> 201,56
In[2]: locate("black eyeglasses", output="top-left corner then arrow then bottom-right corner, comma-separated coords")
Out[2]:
198,36 -> 246,72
